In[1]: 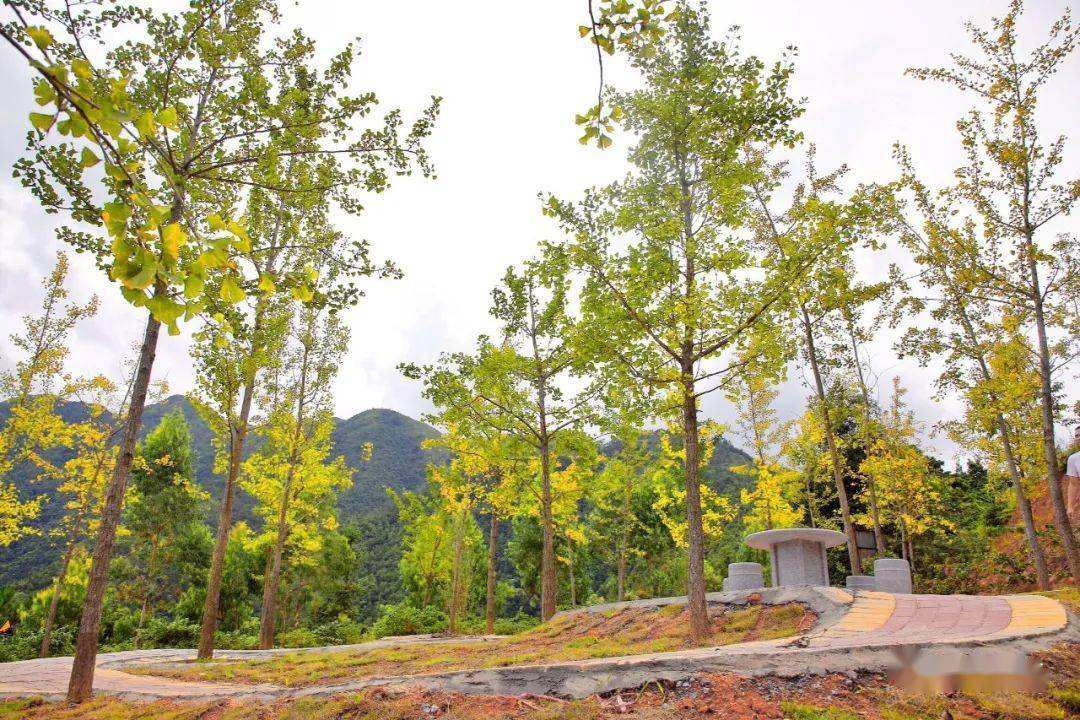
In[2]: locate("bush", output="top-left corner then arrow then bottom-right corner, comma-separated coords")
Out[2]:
134,617 -> 200,649
311,619 -> 366,646
277,627 -> 319,648
214,617 -> 260,650
370,603 -> 447,638
0,624 -> 75,662
457,612 -> 538,636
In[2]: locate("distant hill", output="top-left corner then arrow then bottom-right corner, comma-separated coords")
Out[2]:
331,408 -> 449,515
0,396 -> 447,587
0,396 -> 753,590
601,431 -> 754,497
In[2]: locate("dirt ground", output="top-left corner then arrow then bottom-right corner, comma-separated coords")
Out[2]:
6,643 -> 1080,720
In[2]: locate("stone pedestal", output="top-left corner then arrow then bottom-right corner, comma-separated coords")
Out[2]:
845,575 -> 878,591
744,528 -> 848,588
723,562 -> 764,591
874,558 -> 912,593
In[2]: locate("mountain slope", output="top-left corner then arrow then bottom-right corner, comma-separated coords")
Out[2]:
0,398 -> 446,587
331,408 -> 448,516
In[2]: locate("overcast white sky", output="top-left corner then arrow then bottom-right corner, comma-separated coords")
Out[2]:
1,0 -> 1077,465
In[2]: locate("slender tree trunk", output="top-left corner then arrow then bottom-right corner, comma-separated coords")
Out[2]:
1004,447 -> 1050,590
67,310 -> 161,703
258,465 -> 294,649
867,482 -> 886,556
539,438 -> 556,621
567,536 -> 576,608
448,508 -> 467,634
617,486 -> 630,602
485,514 -> 498,635
198,370 -> 256,658
845,314 -> 887,557
40,501 -> 87,658
682,374 -> 709,644
800,306 -> 860,574
1025,248 -> 1080,584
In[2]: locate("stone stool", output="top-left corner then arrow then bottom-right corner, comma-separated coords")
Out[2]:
723,562 -> 765,591
845,575 -> 877,591
874,558 -> 912,593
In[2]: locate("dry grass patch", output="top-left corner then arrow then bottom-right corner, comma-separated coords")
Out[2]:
128,602 -> 810,687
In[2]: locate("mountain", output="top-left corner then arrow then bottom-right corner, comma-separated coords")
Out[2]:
0,396 -> 446,587
0,395 -> 754,590
601,431 -> 754,497
331,408 -> 449,515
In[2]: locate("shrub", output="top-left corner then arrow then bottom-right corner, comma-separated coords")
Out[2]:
0,625 -> 75,662
370,603 -> 447,638
215,618 -> 260,650
311,619 -> 366,646
277,627 -> 319,648
134,617 -> 200,649
457,612 -> 539,636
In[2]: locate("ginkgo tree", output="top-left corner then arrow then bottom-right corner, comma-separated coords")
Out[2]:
404,256 -> 597,622
905,0 -> 1080,584
746,147 -> 888,574
548,5 -> 806,641
728,346 -> 802,534
0,254 -> 98,547
2,0 -> 437,697
424,425 -> 529,633
245,304 -> 352,649
860,379 -> 951,570
888,148 -> 1054,589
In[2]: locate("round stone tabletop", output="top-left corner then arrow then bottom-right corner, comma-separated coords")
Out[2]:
744,527 -> 848,550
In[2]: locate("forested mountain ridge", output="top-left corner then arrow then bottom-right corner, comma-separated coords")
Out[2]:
0,395 -> 753,589
0,397 -> 450,587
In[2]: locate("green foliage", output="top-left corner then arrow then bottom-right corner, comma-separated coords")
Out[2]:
369,602 -> 448,638
780,702 -> 860,720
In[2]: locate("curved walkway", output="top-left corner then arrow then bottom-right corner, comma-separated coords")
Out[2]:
0,589 -> 1073,701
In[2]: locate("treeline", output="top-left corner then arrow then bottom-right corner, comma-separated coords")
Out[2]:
0,0 -> 1077,707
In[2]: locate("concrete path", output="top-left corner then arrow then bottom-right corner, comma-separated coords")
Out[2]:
0,589 -> 1073,701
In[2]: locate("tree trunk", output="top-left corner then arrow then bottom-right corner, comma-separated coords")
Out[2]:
617,486 -> 629,602
845,313 -> 887,557
258,469 -> 293,649
567,536 -> 576,608
867,482 -> 886,556
485,514 -> 498,635
800,305 -> 860,574
197,373 -> 256,658
1026,251 -> 1080,583
539,438 -> 556,621
67,310 -> 161,703
1007,456 -> 1050,590
448,509 -> 467,634
40,502 -> 86,658
682,376 -> 709,644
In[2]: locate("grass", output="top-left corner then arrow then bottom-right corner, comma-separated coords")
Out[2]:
126,602 -> 810,687
780,701 -> 861,720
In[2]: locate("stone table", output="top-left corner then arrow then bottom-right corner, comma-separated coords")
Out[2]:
745,528 -> 847,587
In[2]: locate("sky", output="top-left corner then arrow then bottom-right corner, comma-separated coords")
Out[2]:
1,0 -> 1078,467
